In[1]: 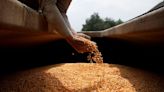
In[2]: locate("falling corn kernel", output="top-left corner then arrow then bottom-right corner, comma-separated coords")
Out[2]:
75,36 -> 103,63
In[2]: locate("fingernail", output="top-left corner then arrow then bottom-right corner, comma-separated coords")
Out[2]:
92,41 -> 97,45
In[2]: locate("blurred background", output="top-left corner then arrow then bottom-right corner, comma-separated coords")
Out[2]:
67,0 -> 163,31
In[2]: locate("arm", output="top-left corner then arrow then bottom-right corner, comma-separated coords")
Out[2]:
43,1 -> 73,39
61,13 -> 77,35
42,0 -> 92,53
61,13 -> 91,39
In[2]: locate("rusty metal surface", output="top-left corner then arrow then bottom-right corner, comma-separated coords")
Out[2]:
0,28 -> 63,47
0,0 -> 47,31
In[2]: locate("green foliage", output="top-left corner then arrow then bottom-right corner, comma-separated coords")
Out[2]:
82,13 -> 123,31
115,19 -> 124,25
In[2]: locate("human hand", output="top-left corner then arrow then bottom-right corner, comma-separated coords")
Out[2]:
66,36 -> 96,53
70,28 -> 91,39
77,33 -> 91,40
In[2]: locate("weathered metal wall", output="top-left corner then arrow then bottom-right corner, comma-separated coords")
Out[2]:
0,0 -> 47,31
82,7 -> 164,45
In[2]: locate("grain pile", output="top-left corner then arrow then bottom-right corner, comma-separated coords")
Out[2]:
0,63 -> 163,92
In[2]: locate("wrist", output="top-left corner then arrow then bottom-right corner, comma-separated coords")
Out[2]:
66,35 -> 74,41
70,28 -> 77,35
72,31 -> 77,35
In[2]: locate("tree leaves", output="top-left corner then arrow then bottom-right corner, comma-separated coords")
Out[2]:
82,13 -> 123,31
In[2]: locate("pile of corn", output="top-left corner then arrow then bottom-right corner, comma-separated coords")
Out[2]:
0,63 -> 163,92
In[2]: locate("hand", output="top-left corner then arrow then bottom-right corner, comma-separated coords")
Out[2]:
77,33 -> 91,40
66,36 -> 96,53
70,28 -> 91,39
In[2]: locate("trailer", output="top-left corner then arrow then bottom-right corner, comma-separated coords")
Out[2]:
0,0 -> 164,92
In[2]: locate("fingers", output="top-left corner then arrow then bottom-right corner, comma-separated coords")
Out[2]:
83,34 -> 91,39
77,33 -> 91,40
91,41 -> 97,45
66,35 -> 97,53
